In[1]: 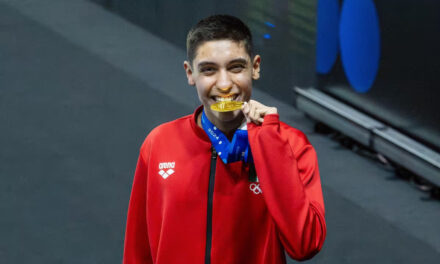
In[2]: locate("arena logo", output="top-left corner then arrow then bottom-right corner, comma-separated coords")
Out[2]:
158,162 -> 175,179
159,162 -> 175,170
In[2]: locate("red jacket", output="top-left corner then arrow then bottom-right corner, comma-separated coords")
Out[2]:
123,107 -> 326,264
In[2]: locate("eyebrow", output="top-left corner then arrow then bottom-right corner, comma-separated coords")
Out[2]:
228,58 -> 248,65
197,58 -> 248,70
197,61 -> 216,70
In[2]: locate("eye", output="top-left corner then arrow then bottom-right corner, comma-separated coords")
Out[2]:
229,64 -> 245,73
200,67 -> 216,75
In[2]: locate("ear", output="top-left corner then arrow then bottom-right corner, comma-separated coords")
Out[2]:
183,61 -> 195,86
251,55 -> 261,80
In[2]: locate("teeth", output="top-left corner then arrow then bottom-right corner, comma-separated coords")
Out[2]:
215,96 -> 235,102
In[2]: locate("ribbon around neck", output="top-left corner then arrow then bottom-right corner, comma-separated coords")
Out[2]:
201,110 -> 252,164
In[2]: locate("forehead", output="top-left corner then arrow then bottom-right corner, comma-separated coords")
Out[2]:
193,40 -> 250,64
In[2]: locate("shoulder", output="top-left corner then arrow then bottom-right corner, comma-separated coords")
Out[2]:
250,114 -> 312,151
279,121 -> 314,155
140,114 -> 193,154
279,121 -> 310,144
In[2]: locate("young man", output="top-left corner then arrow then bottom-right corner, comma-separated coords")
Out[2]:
123,15 -> 326,264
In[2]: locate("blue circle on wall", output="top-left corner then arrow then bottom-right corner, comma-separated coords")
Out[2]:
316,0 -> 340,74
340,0 -> 381,93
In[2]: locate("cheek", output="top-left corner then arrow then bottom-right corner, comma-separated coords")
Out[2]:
235,76 -> 252,91
195,79 -> 214,99
234,71 -> 253,84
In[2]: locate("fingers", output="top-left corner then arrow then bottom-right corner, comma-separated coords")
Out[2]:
242,100 -> 277,125
249,103 -> 257,122
242,101 -> 251,123
242,101 -> 259,124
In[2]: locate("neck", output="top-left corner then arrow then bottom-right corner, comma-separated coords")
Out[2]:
197,111 -> 244,140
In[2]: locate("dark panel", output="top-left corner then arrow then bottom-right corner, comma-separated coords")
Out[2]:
317,0 -> 440,151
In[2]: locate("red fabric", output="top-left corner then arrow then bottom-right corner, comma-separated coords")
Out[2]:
123,107 -> 326,264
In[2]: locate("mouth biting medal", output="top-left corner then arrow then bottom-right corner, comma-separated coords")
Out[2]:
211,101 -> 243,112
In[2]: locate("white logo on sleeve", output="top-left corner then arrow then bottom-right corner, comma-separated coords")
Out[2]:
158,162 -> 175,179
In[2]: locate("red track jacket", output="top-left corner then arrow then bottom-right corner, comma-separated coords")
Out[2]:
123,107 -> 326,264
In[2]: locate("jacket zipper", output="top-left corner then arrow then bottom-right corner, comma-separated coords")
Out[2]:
205,147 -> 217,264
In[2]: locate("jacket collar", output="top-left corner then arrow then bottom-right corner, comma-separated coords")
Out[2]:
190,105 -> 211,143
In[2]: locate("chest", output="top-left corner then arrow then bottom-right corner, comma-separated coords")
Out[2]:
146,145 -> 264,210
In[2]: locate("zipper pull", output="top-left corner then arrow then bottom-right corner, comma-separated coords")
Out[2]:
211,147 -> 217,158
249,162 -> 258,182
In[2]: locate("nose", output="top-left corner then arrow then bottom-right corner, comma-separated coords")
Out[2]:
216,69 -> 232,93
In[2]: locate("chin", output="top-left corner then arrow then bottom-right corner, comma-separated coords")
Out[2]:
214,110 -> 243,123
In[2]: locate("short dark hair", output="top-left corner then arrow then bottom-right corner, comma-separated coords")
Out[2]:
186,15 -> 253,65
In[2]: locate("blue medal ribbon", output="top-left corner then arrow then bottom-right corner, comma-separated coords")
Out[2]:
201,110 -> 252,164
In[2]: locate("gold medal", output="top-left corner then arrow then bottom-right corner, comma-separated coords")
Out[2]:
210,101 -> 243,112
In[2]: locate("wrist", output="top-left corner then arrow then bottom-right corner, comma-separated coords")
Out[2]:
263,113 -> 279,125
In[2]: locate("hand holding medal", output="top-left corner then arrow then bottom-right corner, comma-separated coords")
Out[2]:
241,100 -> 277,125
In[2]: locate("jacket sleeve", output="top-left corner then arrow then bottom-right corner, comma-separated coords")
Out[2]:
123,141 -> 153,264
248,114 -> 326,260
